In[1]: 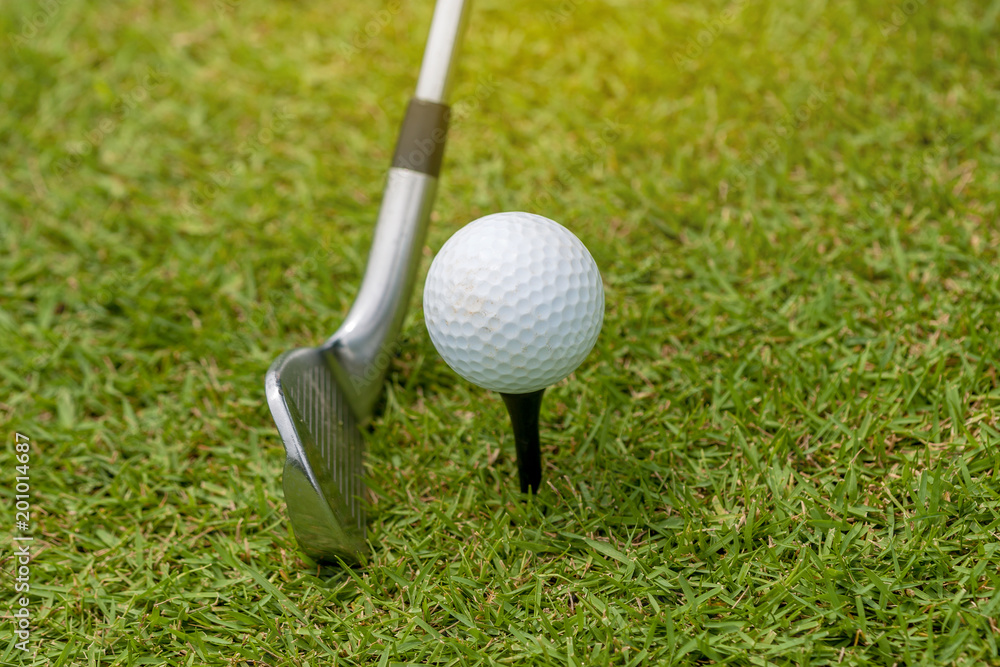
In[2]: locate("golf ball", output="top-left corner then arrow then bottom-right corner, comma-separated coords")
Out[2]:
423,212 -> 604,394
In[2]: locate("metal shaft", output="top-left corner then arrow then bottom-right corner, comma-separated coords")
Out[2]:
326,0 -> 471,419
415,0 -> 471,103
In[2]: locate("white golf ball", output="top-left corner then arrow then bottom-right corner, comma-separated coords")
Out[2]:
423,212 -> 604,394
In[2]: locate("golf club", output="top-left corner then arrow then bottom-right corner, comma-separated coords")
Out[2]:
265,0 -> 471,564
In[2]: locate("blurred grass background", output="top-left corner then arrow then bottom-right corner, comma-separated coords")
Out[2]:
1,0 -> 999,664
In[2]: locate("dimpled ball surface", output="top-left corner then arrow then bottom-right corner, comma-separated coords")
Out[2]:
423,212 -> 604,394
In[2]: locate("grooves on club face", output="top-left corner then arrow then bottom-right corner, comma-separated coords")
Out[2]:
266,347 -> 367,563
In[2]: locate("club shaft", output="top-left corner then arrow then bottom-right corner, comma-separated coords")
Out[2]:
415,0 -> 471,104
326,0 -> 471,418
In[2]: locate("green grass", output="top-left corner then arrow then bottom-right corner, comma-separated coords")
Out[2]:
2,0 -> 1000,664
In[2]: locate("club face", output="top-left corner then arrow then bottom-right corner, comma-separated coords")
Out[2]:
265,347 -> 368,563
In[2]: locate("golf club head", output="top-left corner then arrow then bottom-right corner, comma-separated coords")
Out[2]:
266,347 -> 368,562
265,169 -> 439,565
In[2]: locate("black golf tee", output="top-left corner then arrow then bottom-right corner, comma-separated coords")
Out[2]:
500,389 -> 545,494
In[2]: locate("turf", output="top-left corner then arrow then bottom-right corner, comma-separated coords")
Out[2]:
2,0 -> 999,665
